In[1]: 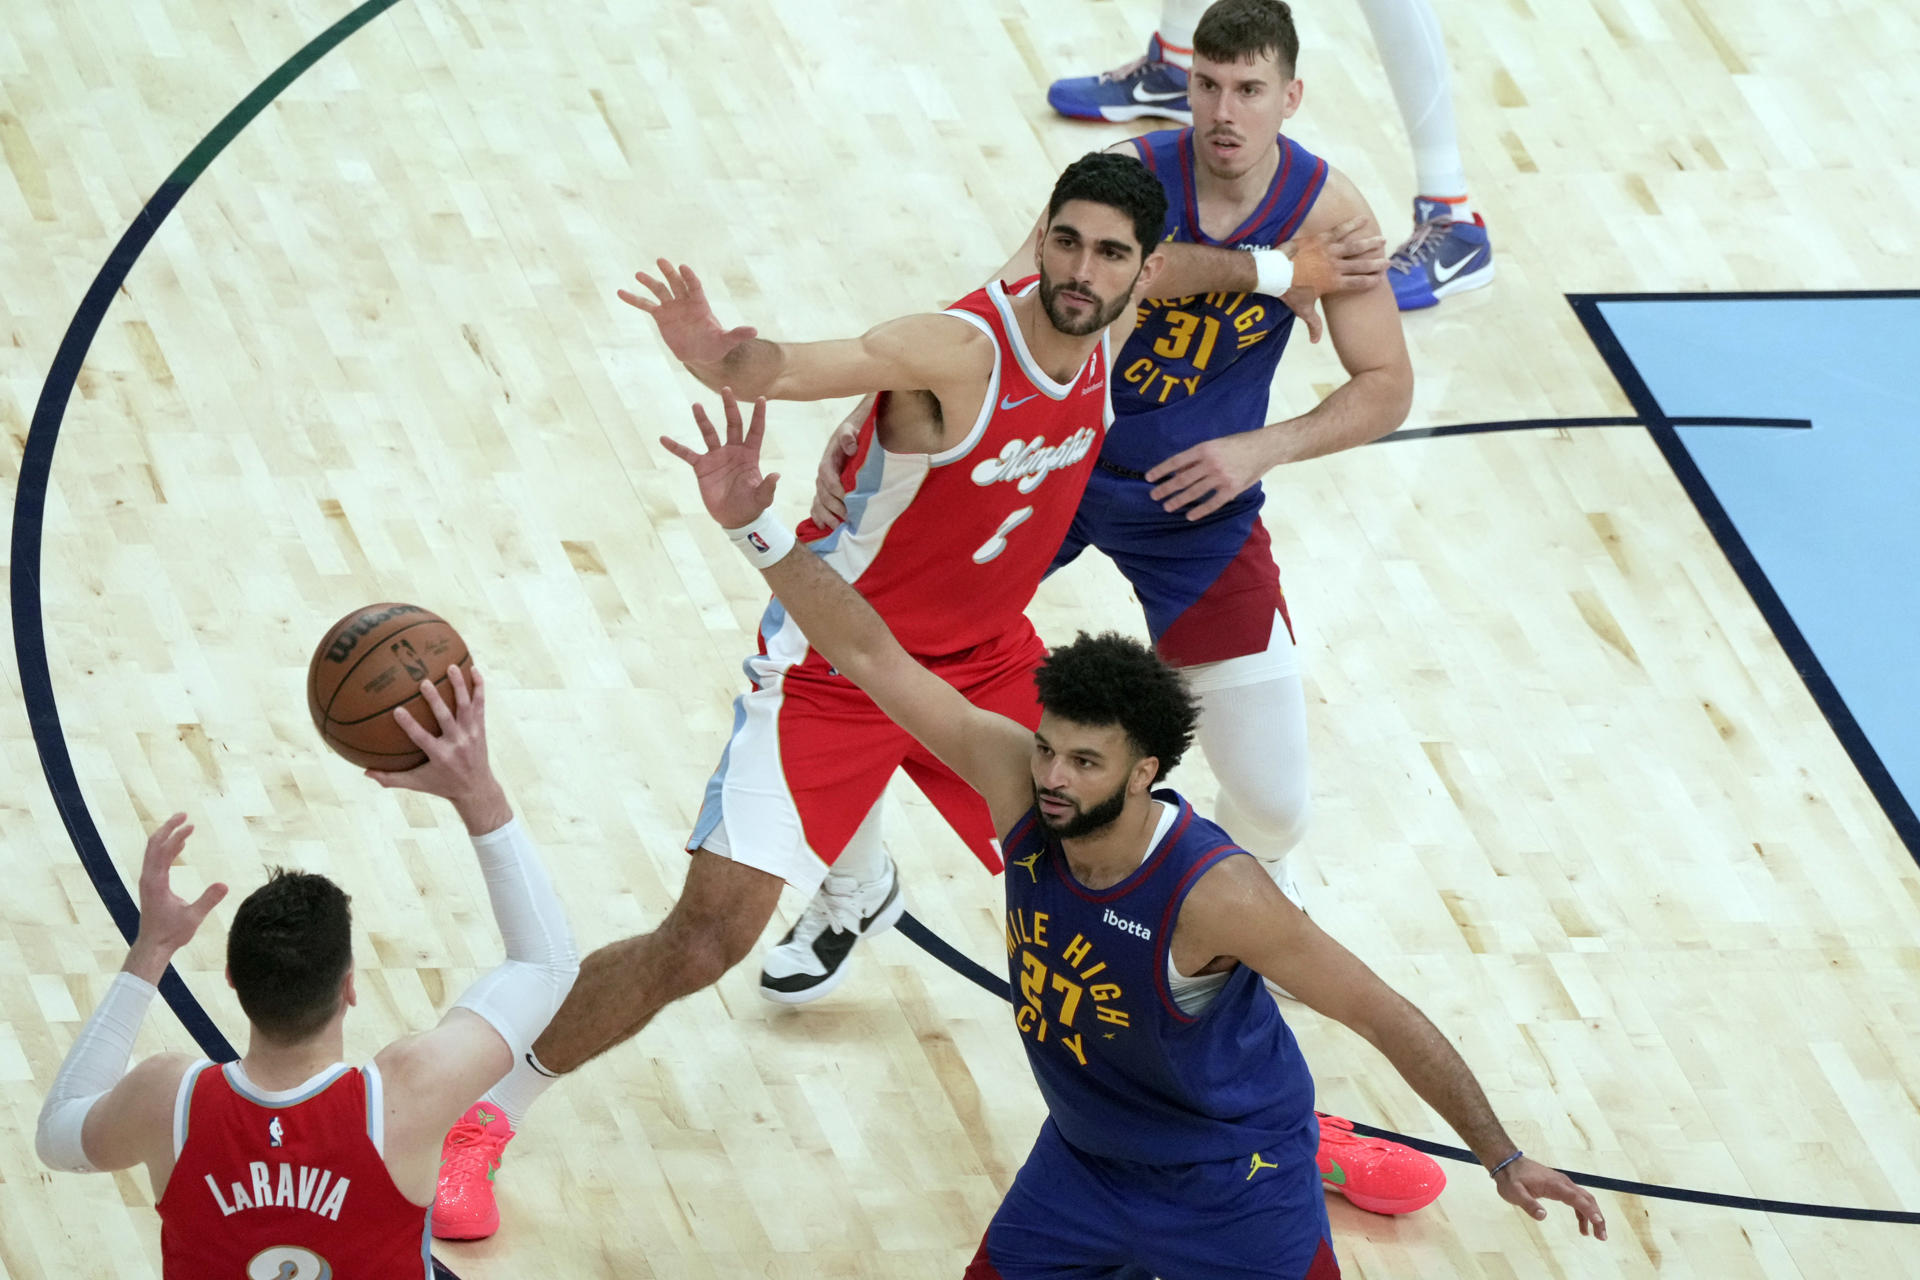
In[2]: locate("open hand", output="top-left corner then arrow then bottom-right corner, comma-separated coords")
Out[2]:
617,259 -> 759,366
1495,1157 -> 1608,1241
130,814 -> 228,967
1278,216 -> 1388,342
660,389 -> 782,530
1145,428 -> 1275,520
367,665 -> 493,800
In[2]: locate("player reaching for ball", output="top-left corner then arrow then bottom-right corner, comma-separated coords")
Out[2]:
435,151 -> 1376,1238
782,0 -> 1432,1218
666,388 -> 1606,1278
33,667 -> 579,1274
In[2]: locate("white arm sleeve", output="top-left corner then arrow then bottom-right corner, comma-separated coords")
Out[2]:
35,972 -> 158,1173
450,816 -> 579,1060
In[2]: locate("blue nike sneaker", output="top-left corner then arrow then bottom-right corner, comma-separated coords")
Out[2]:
1047,35 -> 1192,125
1388,198 -> 1494,311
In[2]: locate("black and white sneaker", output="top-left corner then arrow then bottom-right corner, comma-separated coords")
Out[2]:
758,858 -> 905,1004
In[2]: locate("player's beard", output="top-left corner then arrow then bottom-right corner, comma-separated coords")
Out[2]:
1038,266 -> 1135,337
1035,778 -> 1129,839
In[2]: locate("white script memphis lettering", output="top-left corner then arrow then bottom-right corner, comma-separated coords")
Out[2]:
971,428 -> 1097,494
203,1162 -> 350,1221
1102,907 -> 1151,940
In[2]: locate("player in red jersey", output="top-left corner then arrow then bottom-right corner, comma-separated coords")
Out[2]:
437,152 -> 1376,1237
439,152 -> 1270,1231
34,668 -> 578,1271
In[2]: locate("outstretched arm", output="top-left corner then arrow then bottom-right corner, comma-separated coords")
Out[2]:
369,669 -> 579,1188
621,259 -> 993,404
35,816 -> 226,1181
1175,857 -> 1608,1240
988,142 -> 1387,338
661,392 -> 1036,835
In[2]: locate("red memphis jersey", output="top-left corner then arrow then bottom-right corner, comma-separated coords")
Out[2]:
157,1060 -> 431,1278
791,276 -> 1113,658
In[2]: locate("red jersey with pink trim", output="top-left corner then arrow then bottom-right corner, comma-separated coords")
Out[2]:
791,276 -> 1113,658
156,1060 -> 432,1278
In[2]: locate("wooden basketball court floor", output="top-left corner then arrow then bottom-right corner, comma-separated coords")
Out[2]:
3,0 -> 1918,1275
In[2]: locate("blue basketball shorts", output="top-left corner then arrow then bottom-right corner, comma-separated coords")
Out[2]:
962,1118 -> 1339,1280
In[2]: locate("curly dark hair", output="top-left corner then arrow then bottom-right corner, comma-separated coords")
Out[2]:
1046,152 -> 1169,257
1033,632 -> 1200,783
1195,0 -> 1301,76
227,869 -> 354,1044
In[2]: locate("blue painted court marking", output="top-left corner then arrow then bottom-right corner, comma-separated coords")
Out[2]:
1583,294 -> 1920,859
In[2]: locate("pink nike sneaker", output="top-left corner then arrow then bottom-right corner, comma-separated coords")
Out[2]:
1316,1112 -> 1447,1215
433,1102 -> 515,1240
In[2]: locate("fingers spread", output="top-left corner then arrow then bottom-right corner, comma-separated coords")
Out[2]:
690,403 -> 723,449
416,676 -> 454,734
390,704 -> 434,751
746,396 -> 768,449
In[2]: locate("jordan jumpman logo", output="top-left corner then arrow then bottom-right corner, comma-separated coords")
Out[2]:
1246,1152 -> 1279,1180
1013,850 -> 1044,882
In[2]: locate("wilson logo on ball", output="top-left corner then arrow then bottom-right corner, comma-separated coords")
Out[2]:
323,603 -> 425,663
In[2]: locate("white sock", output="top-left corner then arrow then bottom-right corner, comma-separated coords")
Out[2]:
1156,0 -> 1208,66
1356,0 -> 1471,204
826,800 -> 889,884
483,1046 -> 562,1129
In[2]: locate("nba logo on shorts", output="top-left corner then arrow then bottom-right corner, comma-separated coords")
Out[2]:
748,532 -> 771,553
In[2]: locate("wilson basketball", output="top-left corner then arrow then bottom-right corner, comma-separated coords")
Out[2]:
307,603 -> 472,770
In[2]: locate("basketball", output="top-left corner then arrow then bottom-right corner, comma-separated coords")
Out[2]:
307,603 -> 472,770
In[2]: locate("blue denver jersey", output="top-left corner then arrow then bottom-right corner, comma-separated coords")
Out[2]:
1102,128 -> 1327,476
1000,789 -> 1318,1166
1048,131 -> 1328,666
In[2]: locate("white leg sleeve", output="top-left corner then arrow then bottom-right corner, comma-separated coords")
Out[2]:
1158,0 -> 1210,50
450,817 -> 580,1063
1356,0 -> 1470,198
36,972 -> 158,1173
824,800 -> 888,884
1185,620 -> 1312,862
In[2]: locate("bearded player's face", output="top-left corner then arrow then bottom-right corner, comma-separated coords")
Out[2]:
1031,716 -> 1142,839
1036,200 -> 1145,337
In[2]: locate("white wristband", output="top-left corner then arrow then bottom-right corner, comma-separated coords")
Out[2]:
1249,248 -> 1294,297
725,510 -> 797,569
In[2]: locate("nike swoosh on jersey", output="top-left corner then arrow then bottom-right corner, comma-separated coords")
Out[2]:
1432,251 -> 1484,284
1132,85 -> 1188,103
999,392 -> 1039,411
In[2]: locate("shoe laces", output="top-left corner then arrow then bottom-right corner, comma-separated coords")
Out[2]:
1389,218 -> 1454,273
795,873 -> 866,943
441,1119 -> 511,1179
1316,1112 -> 1363,1148
1098,52 -> 1156,84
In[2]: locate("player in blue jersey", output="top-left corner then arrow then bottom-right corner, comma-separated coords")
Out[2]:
667,389 -> 1606,1278
785,0 -> 1422,1213
1049,0 -> 1494,311
795,0 -> 1404,988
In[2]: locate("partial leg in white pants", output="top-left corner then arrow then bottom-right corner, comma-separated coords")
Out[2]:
1184,613 -> 1312,869
1355,0 -> 1470,205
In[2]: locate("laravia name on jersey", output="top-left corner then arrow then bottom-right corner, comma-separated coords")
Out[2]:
202,1161 -> 350,1221
1102,907 -> 1152,940
971,428 -> 1098,493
